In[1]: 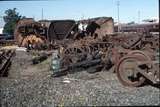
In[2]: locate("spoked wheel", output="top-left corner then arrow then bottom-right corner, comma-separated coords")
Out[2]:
63,46 -> 84,55
60,46 -> 87,68
116,54 -> 147,87
60,55 -> 74,67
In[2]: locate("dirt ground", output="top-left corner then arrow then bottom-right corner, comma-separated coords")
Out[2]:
0,51 -> 160,106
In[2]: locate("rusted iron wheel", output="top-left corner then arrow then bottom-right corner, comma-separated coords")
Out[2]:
60,46 -> 87,67
128,50 -> 153,68
60,55 -> 73,67
128,50 -> 151,61
116,54 -> 147,87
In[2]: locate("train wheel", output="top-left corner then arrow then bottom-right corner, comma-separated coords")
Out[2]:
60,55 -> 73,68
116,54 -> 147,87
60,46 -> 86,67
128,50 -> 151,61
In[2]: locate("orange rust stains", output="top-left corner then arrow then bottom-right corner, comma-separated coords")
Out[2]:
21,34 -> 45,47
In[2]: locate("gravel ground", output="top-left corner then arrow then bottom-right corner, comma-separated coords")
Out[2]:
0,51 -> 160,106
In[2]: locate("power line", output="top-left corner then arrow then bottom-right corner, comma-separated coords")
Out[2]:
138,10 -> 140,24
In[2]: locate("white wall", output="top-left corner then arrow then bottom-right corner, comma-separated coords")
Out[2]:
0,28 -> 3,34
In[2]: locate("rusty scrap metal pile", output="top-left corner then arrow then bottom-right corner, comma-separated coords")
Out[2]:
1,17 -> 159,87
14,18 -> 48,49
53,31 -> 159,87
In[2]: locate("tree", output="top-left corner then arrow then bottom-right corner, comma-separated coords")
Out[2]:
3,8 -> 25,35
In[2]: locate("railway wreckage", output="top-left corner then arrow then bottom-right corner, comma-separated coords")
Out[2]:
49,17 -> 159,87
51,32 -> 159,87
1,17 -> 159,87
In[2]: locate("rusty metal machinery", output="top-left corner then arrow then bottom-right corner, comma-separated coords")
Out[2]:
14,19 -> 79,50
52,31 -> 159,87
116,49 -> 159,87
14,18 -> 47,48
54,32 -> 141,73
58,32 -> 146,67
14,18 -> 35,45
14,18 -> 159,87
140,33 -> 159,51
13,17 -> 115,50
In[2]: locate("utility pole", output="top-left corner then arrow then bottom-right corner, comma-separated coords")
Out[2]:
138,10 -> 140,24
32,15 -> 35,19
116,0 -> 120,32
41,8 -> 43,20
81,13 -> 84,20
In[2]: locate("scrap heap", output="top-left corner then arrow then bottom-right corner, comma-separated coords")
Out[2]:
2,17 -> 158,87
50,17 -> 159,87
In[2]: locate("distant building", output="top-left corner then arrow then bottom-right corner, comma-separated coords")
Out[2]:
0,28 -> 3,34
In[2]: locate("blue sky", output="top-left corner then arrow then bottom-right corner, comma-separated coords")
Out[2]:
0,0 -> 159,27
